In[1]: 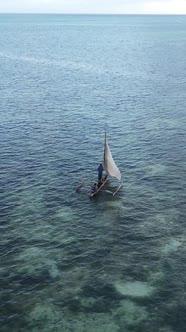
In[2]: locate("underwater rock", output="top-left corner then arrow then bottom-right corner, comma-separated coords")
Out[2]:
79,314 -> 120,332
80,296 -> 112,313
104,200 -> 122,210
80,296 -> 97,310
56,206 -> 80,223
26,303 -> 120,332
148,271 -> 164,287
26,303 -> 65,332
113,299 -> 148,329
27,303 -> 61,323
79,279 -> 122,314
159,327 -> 174,332
82,280 -> 120,300
144,164 -> 167,177
114,280 -> 155,298
161,238 -> 182,255
16,247 -> 60,279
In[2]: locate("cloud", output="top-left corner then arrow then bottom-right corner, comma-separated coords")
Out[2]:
0,0 -> 185,14
144,0 -> 186,14
0,0 -> 141,13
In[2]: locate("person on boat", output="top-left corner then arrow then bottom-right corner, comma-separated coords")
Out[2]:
91,183 -> 97,193
97,163 -> 104,184
101,174 -> 108,183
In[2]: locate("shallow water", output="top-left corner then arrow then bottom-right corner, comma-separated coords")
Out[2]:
0,14 -> 186,332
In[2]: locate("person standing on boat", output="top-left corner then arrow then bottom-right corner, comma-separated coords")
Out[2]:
97,163 -> 104,184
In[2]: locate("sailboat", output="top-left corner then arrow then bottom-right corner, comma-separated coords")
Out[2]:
90,133 -> 122,197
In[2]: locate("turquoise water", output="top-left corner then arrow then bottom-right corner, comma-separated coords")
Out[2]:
0,14 -> 186,332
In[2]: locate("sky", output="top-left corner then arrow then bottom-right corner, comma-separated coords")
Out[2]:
0,0 -> 186,14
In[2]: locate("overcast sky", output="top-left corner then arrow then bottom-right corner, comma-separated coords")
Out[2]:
0,0 -> 186,14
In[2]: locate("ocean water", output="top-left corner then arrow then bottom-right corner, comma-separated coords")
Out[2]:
0,14 -> 186,332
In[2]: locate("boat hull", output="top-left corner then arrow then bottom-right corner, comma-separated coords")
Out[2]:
89,178 -> 108,198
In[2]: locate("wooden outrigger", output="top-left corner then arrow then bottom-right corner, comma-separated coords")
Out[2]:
75,179 -> 86,192
113,183 -> 122,196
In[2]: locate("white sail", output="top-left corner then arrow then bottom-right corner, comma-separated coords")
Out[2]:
103,133 -> 121,181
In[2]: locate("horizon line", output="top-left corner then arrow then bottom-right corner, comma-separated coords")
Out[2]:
0,12 -> 186,15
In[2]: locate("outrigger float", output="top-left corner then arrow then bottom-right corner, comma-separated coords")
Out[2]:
76,133 -> 122,198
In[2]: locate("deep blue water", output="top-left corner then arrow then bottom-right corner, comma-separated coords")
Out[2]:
0,14 -> 186,332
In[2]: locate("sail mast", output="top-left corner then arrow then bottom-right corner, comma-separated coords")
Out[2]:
103,131 -> 107,172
